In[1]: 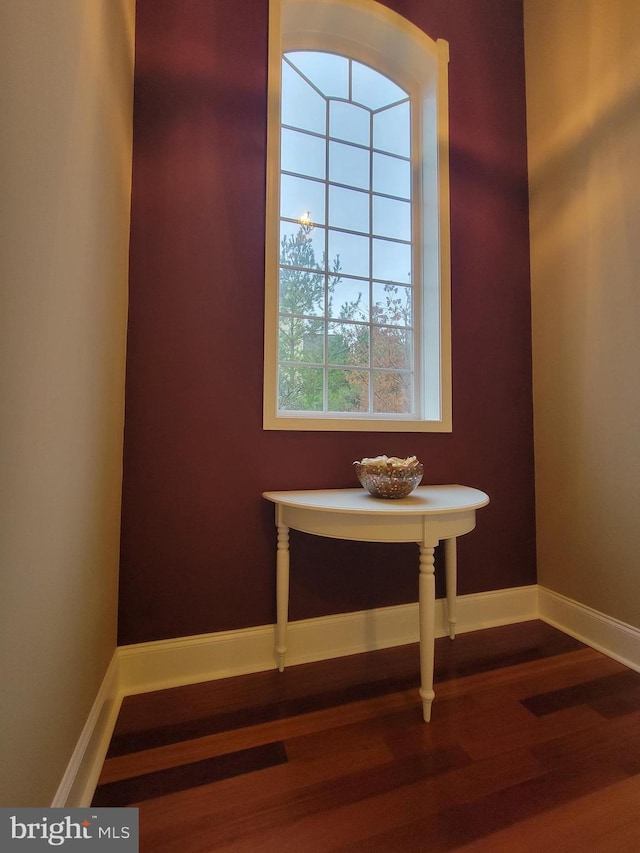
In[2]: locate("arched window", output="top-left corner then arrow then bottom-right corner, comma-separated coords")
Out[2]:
264,0 -> 452,432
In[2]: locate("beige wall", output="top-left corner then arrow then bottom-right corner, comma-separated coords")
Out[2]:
525,0 -> 640,627
0,0 -> 134,805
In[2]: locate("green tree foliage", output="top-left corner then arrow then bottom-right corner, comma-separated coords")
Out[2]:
350,283 -> 413,414
278,224 -> 413,414
278,223 -> 327,411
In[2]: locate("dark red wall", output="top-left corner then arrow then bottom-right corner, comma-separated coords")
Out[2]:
118,0 -> 535,645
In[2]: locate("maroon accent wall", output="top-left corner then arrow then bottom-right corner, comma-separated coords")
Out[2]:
119,0 -> 535,645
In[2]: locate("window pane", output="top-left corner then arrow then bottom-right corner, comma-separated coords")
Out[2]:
373,371 -> 413,414
330,101 -> 370,146
282,61 -> 326,134
328,369 -> 369,412
280,174 -> 325,225
329,141 -> 369,190
373,101 -> 410,157
281,129 -> 325,180
373,152 -> 410,199
279,365 -> 324,411
372,327 -> 411,369
373,196 -> 411,241
372,238 -> 411,283
372,282 -> 412,326
329,185 -> 369,234
279,267 -> 326,318
330,275 -> 369,322
286,51 -> 348,99
328,321 -> 369,366
352,60 -> 406,110
328,230 -> 370,277
278,317 -> 324,362
280,221 -> 325,271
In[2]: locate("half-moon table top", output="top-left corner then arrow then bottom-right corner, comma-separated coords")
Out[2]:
263,485 -> 490,516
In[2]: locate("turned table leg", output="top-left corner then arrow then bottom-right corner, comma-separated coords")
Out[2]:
444,537 -> 457,639
418,544 -> 436,722
276,518 -> 290,672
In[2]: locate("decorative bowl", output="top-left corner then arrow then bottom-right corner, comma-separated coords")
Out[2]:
354,457 -> 424,499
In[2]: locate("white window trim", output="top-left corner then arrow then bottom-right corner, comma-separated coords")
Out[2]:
263,0 -> 452,432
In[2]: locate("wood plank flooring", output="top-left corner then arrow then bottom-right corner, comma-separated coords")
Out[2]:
94,621 -> 640,851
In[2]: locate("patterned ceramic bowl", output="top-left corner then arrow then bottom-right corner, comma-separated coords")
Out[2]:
354,461 -> 424,499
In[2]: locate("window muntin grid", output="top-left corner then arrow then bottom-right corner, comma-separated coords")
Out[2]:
278,51 -> 414,417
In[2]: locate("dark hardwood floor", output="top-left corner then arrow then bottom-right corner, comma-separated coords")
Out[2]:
94,621 -> 640,851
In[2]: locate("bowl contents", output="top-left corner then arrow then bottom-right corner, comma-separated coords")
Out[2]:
353,455 -> 423,499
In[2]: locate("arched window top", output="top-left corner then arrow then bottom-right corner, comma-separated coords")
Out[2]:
284,50 -> 408,111
282,50 -> 411,166
279,0 -> 447,95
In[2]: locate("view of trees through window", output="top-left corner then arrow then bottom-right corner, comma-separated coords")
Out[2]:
278,50 -> 415,417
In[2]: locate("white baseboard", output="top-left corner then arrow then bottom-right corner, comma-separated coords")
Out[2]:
538,586 -> 640,674
51,651 -> 122,808
449,585 -> 539,635
117,585 -> 539,696
117,624 -> 277,696
59,582 -> 640,809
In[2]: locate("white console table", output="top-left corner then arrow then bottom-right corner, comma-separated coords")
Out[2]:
263,485 -> 489,721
